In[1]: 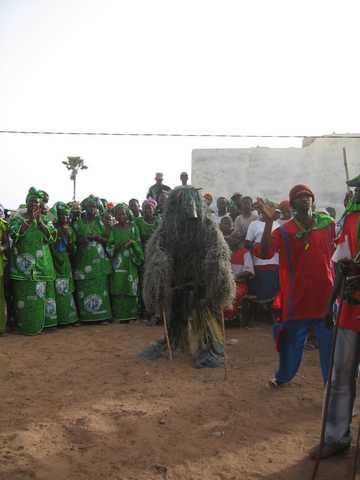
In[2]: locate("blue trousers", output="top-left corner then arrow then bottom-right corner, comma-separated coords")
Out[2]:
275,319 -> 333,385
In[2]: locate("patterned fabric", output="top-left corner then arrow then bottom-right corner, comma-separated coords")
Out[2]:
44,281 -> 58,328
0,276 -> 6,334
51,224 -> 78,325
13,280 -> 55,335
75,277 -> 112,322
55,278 -> 78,326
9,214 -> 56,281
108,222 -> 144,321
72,217 -> 111,279
0,219 -> 8,277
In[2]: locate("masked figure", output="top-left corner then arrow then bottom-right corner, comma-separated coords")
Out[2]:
140,186 -> 235,368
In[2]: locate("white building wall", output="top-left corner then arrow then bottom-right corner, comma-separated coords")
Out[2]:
191,137 -> 360,215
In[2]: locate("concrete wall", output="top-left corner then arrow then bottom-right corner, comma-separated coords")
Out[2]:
191,136 -> 360,216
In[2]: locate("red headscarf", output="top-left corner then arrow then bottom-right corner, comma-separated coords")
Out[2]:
289,184 -> 315,207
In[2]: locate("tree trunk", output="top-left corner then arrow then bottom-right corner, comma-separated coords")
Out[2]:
73,175 -> 76,201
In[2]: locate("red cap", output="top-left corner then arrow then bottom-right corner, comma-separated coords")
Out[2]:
289,184 -> 315,206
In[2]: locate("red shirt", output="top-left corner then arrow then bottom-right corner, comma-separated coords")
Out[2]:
254,218 -> 335,321
335,211 -> 360,331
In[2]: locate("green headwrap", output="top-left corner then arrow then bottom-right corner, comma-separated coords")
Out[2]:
112,203 -> 134,221
26,187 -> 41,204
55,202 -> 71,215
81,195 -> 98,211
345,198 -> 360,215
38,190 -> 49,203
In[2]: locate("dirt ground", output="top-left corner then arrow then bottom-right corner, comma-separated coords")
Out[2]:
0,322 -> 358,480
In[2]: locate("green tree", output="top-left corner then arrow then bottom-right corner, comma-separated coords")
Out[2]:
62,156 -> 88,201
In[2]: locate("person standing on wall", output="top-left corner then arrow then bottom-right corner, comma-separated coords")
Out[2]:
147,172 -> 171,202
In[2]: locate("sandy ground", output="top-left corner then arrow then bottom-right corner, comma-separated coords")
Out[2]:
0,322 -> 358,480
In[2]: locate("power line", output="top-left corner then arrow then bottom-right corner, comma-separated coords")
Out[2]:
0,129 -> 360,139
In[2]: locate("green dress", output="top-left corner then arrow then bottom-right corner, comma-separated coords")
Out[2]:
9,215 -> 57,335
0,219 -> 8,334
108,223 -> 144,322
135,216 -> 160,249
134,216 -> 160,316
51,226 -> 79,326
73,217 -> 112,322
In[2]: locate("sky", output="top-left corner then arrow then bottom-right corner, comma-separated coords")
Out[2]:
1,0 -> 360,208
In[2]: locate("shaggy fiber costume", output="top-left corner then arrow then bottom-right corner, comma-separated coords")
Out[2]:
140,186 -> 235,368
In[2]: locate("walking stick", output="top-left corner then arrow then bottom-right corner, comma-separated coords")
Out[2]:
352,422 -> 360,480
311,277 -> 345,480
221,310 -> 228,380
162,308 -> 173,361
343,147 -> 351,193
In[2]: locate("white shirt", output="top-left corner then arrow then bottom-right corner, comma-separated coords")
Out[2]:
246,219 -> 279,266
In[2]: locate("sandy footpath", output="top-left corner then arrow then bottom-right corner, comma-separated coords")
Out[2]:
0,322 -> 357,480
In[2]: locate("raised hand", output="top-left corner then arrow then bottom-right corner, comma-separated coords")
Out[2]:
256,198 -> 278,223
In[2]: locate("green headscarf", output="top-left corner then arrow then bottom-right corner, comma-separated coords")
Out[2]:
54,202 -> 71,215
112,203 -> 134,221
38,190 -> 49,203
26,187 -> 41,205
345,198 -> 360,214
81,195 -> 98,211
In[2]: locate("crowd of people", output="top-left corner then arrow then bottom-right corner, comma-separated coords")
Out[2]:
0,170 -> 299,336
2,168 -> 360,461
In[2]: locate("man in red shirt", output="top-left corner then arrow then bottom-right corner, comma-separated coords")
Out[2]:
310,182 -> 360,459
255,185 -> 335,387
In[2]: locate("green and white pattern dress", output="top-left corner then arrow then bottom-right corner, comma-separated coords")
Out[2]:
51,226 -> 79,326
0,219 -> 8,334
108,223 -> 144,322
72,217 -> 112,322
9,215 -> 57,335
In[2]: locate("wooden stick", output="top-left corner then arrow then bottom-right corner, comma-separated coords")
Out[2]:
343,147 -> 351,192
162,308 -> 173,361
311,280 -> 344,480
221,310 -> 228,381
352,422 -> 360,480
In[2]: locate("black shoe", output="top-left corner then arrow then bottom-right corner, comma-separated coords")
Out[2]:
309,442 -> 351,460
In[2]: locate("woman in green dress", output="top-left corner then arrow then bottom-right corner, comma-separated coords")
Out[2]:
51,202 -> 79,326
135,199 -> 160,321
9,188 -> 57,335
108,204 -> 144,322
0,211 -> 8,334
73,195 -> 112,323
135,199 -> 160,249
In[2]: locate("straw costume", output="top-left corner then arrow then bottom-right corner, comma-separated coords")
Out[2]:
141,185 -> 235,368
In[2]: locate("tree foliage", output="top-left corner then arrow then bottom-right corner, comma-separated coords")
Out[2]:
62,156 -> 88,180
